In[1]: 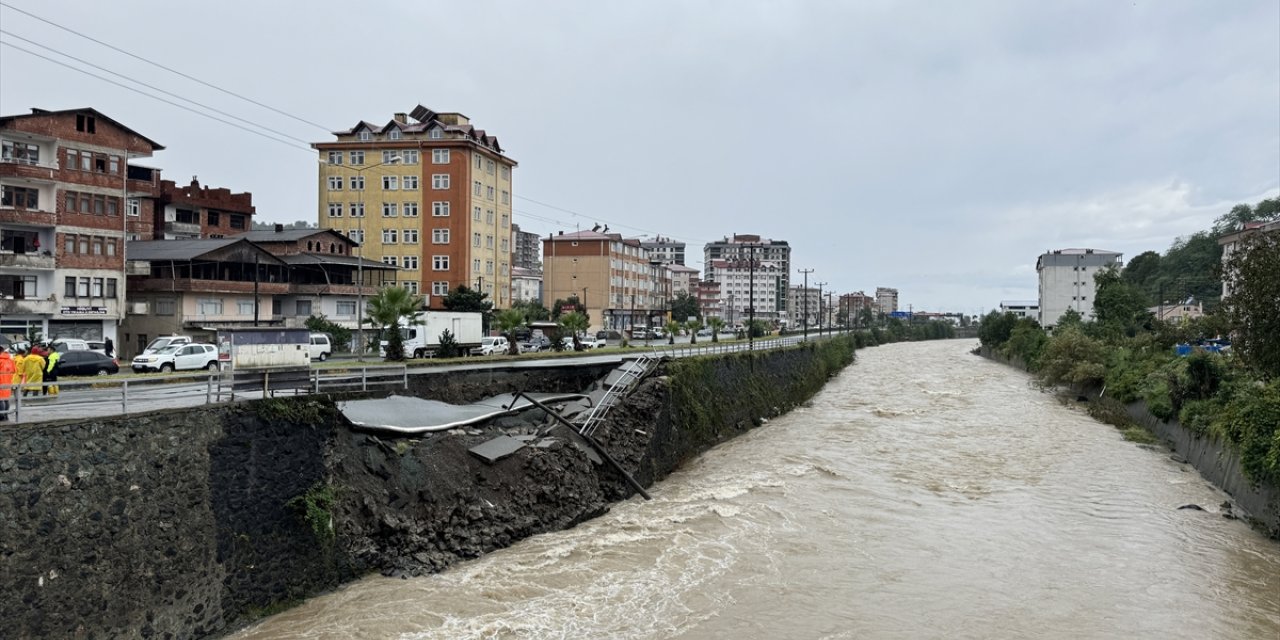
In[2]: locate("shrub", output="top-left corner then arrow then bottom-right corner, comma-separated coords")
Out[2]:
1037,326 -> 1107,389
1178,398 -> 1222,435
1214,380 -> 1280,485
436,329 -> 460,358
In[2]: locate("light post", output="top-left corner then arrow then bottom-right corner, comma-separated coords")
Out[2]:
815,282 -> 827,336
797,268 -> 814,341
341,155 -> 401,361
746,243 -> 759,351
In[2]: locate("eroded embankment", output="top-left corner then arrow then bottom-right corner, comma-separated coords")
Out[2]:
0,337 -> 856,640
977,346 -> 1280,538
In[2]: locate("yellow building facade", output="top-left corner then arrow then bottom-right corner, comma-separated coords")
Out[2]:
312,106 -> 516,308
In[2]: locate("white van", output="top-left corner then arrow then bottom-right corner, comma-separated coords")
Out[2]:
308,333 -> 332,361
51,338 -> 90,353
144,336 -> 191,354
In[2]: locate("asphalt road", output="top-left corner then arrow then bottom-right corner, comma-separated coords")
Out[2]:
11,333 -> 822,424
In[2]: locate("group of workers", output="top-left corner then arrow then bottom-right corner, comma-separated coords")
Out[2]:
0,343 -> 62,422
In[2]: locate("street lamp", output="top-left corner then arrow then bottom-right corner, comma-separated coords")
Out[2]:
336,154 -> 401,360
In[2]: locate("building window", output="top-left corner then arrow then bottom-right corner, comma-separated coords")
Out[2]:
1,186 -> 38,209
431,201 -> 450,217
432,174 -> 450,189
198,299 -> 223,315
432,149 -> 450,164
327,176 -> 343,190
500,213 -> 509,227
238,301 -> 255,315
473,206 -> 481,221
382,229 -> 398,244
389,129 -> 402,140
92,238 -> 103,255
382,202 -> 398,217
403,256 -> 419,270
349,176 -> 364,190
64,277 -> 75,298
90,277 -> 103,297
348,229 -> 364,244
475,155 -> 483,169
382,175 -> 398,190
79,153 -> 91,171
357,130 -> 371,142
473,258 -> 481,271
207,210 -> 220,226
433,255 -> 449,270
486,185 -> 495,200
230,214 -> 246,230
336,300 -> 356,316
401,150 -> 419,164
485,260 -> 494,275
76,277 -> 90,297
76,114 -> 96,133
403,202 -> 419,217
403,229 -> 419,243
350,151 -> 365,164
382,256 -> 398,267
432,229 -> 450,244
501,238 -> 509,252
327,151 -> 343,165
106,239 -> 117,256
432,281 -> 449,296
296,300 -> 312,316
127,198 -> 141,217
2,140 -> 39,165
402,176 -> 418,190
472,232 -> 480,247
473,181 -> 482,196
328,203 -> 343,217
501,190 -> 509,204
501,166 -> 509,180
486,209 -> 494,224
403,281 -> 419,294
486,159 -> 495,174
485,234 -> 494,249
430,128 -> 442,139
349,202 -> 364,217
155,298 -> 175,315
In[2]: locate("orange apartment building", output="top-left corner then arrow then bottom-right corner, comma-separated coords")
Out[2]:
313,105 -> 516,309
543,230 -> 670,333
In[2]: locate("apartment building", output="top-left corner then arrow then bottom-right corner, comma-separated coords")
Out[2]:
711,258 -> 784,325
543,230 -> 661,332
875,287 -> 899,315
1036,248 -> 1122,329
693,279 -> 721,320
510,223 -> 541,271
1218,220 -> 1280,298
642,235 -> 687,266
704,234 -> 791,305
314,105 -> 516,309
0,107 -> 163,344
511,266 -> 542,303
841,291 -> 875,324
666,263 -> 699,298
999,300 -> 1040,320
787,285 -> 821,328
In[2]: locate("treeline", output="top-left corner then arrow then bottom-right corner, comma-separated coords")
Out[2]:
980,198 -> 1280,488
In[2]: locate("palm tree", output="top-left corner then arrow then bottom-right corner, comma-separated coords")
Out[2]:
664,319 -> 681,345
707,317 -> 726,343
559,312 -> 589,351
365,286 -> 425,361
685,319 -> 703,345
495,308 -> 525,355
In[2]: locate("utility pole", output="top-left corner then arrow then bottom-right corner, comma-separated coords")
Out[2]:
797,268 -> 814,341
748,244 -> 759,351
815,282 -> 827,336
252,253 -> 260,327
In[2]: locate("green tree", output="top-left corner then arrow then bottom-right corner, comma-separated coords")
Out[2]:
304,314 -> 351,354
685,318 -> 703,345
495,308 -> 526,355
978,311 -> 1018,348
1122,250 -> 1162,298
436,328 -> 461,358
510,300 -> 550,322
442,285 -> 494,333
1092,267 -> 1152,338
1222,229 -> 1280,379
706,316 -> 726,343
664,319 -> 681,345
550,296 -> 588,324
670,293 -> 701,323
558,312 -> 589,351
1212,197 -> 1280,236
1037,326 -> 1108,390
365,286 -> 425,361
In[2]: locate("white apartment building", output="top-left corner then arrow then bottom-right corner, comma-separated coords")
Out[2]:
875,287 -> 899,315
999,300 -> 1039,320
1036,247 -> 1122,329
712,258 -> 783,325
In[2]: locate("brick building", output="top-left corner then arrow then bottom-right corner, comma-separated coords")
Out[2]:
0,107 -> 163,344
154,177 -> 256,239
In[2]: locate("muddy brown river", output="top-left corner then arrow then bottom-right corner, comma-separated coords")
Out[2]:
231,340 -> 1280,639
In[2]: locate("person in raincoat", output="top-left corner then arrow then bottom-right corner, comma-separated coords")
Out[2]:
43,349 -> 60,396
0,350 -> 15,421
21,348 -> 44,397
13,349 -> 26,388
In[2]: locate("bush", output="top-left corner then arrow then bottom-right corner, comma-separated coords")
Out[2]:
1037,326 -> 1107,389
436,329 -> 460,358
1214,380 -> 1280,485
1178,398 -> 1222,435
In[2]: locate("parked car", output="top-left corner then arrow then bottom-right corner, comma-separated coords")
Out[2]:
308,333 -> 332,361
54,351 -> 119,377
696,328 -> 713,337
470,336 -> 510,356
519,335 -> 551,353
51,338 -> 90,353
143,335 -> 192,354
132,343 -> 220,373
86,340 -> 108,356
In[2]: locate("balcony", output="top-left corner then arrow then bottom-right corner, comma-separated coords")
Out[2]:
131,278 -> 291,295
0,296 -> 59,316
0,160 -> 59,183
164,220 -> 202,236
0,252 -> 55,269
0,206 -> 57,227
290,283 -> 373,296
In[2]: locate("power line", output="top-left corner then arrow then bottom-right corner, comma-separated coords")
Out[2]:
0,29 -> 315,146
0,0 -> 333,132
0,41 -> 315,154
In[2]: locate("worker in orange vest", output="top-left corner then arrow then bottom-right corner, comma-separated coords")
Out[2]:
0,350 -> 15,421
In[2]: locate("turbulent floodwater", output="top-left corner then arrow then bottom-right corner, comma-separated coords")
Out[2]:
232,340 -> 1280,640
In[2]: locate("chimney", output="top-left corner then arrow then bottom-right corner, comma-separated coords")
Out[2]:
393,113 -> 408,124
274,223 -> 284,233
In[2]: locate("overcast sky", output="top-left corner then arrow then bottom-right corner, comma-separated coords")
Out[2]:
2,1 -> 1277,314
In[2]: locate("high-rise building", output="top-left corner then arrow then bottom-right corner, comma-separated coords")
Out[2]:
313,105 -> 517,309
703,234 -> 791,314
641,235 -> 686,266
0,107 -> 164,344
711,258 -> 785,325
1036,248 -> 1121,329
875,287 -> 899,315
543,230 -> 662,332
510,223 -> 541,271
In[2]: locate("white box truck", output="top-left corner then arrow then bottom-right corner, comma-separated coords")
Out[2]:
380,311 -> 484,358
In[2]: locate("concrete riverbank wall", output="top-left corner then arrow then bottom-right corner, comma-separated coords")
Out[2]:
977,346 -> 1280,538
0,338 -> 856,640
